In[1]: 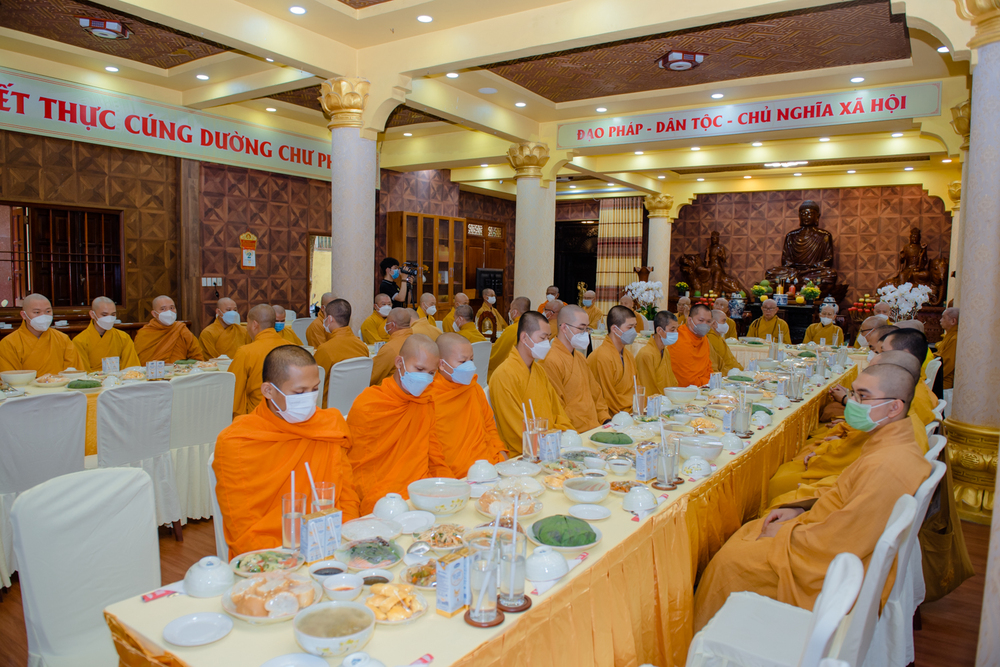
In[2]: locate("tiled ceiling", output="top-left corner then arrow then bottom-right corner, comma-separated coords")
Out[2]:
268,85 -> 323,112
385,105 -> 451,128
485,0 -> 910,102
0,0 -> 229,68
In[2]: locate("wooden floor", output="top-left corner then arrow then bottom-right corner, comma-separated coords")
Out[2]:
0,519 -> 990,666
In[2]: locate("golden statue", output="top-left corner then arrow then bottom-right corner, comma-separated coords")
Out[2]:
765,200 -> 847,300
877,227 -> 949,305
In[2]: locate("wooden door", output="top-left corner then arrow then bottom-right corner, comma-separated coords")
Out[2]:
465,219 -> 507,312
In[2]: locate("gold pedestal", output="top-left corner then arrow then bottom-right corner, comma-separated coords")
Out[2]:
946,417 -> 1000,525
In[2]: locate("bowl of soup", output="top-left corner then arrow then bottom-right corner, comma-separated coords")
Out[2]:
293,601 -> 375,657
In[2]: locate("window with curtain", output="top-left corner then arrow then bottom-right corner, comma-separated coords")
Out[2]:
595,196 -> 643,314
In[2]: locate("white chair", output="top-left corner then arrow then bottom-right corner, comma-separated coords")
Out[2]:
96,382 -> 182,537
924,420 -> 939,438
471,340 -> 492,389
861,463 -> 946,667
292,316 -> 313,346
925,434 -> 947,462
943,388 -> 953,419
169,372 -> 235,523
207,452 -> 229,561
326,357 -> 374,414
11,468 -> 160,667
923,357 -> 942,388
932,399 -> 946,423
483,384 -> 491,408
0,392 -> 87,588
316,364 -> 326,408
686,552 -> 865,667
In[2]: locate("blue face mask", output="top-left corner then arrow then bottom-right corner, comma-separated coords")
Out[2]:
661,331 -> 679,346
275,322 -> 285,332
400,361 -> 434,397
391,268 -> 400,279
444,359 -> 477,385
582,299 -> 593,307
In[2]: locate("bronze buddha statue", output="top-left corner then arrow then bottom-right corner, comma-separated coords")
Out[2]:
877,227 -> 949,305
765,200 -> 845,299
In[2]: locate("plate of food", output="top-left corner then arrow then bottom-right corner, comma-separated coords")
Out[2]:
598,447 -> 636,464
195,360 -> 219,371
495,475 -> 544,498
589,431 -> 635,448
527,515 -> 603,552
416,524 -> 466,552
230,549 -> 304,577
541,458 -> 587,474
174,359 -> 199,366
609,480 -> 645,496
221,571 -> 320,624
341,517 -> 402,543
494,459 -> 541,477
30,373 -> 70,388
543,470 -> 581,490
336,538 -> 404,571
476,487 -> 543,520
400,561 -> 437,590
688,417 -> 720,434
119,369 -> 146,382
559,449 -> 595,463
67,379 -> 103,394
365,584 -> 428,625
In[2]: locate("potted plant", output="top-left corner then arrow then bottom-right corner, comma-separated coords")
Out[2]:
675,281 -> 690,298
625,280 -> 664,322
801,284 -> 821,303
750,284 -> 769,302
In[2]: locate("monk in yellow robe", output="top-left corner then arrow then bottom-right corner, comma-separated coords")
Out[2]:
475,288 -> 507,336
542,299 -> 564,338
417,292 -> 438,325
874,301 -> 893,324
537,286 -> 559,313
539,305 -> 610,431
708,309 -> 743,375
694,364 -> 931,630
70,296 -> 140,372
360,294 -> 392,345
582,290 -> 603,329
636,311 -> 678,394
370,309 -> 413,386
882,329 -> 939,417
668,304 -> 713,387
587,305 -> 639,414
453,304 -> 486,343
676,296 -> 691,326
426,334 -> 507,477
488,311 -> 573,454
409,309 -> 441,341
199,297 -> 250,359
306,292 -> 335,348
229,304 -> 295,416
713,298 -> 738,340
213,346 -> 359,557
442,293 -> 470,334
746,298 -> 790,341
134,295 -> 204,364
314,299 -> 369,408
347,335 -> 452,514
938,307 -> 958,389
0,293 -> 81,375
802,304 -> 844,346
488,297 -> 529,380
619,295 -> 648,331
272,305 -> 303,345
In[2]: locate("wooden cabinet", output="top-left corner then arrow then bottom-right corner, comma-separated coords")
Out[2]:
386,211 -> 466,313
465,218 -> 507,312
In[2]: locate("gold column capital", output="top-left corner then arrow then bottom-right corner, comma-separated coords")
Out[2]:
954,0 -> 1000,48
644,193 -> 675,219
319,77 -> 371,130
949,180 -> 962,210
951,99 -> 971,152
507,142 -> 549,179
945,417 -> 1000,524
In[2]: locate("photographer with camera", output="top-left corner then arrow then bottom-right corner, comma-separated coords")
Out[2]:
379,256 -> 414,305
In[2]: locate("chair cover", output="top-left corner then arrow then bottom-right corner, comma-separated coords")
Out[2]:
97,382 -> 181,527
924,421 -> 939,438
292,317 -> 313,346
923,357 -> 942,388
12,468 -> 160,667
168,373 -> 235,522
470,340 -> 492,389
206,452 -> 228,561
0,392 -> 87,588
326,357 -> 373,414
932,399 -> 946,422
316,364 -> 325,408
942,388 -> 953,418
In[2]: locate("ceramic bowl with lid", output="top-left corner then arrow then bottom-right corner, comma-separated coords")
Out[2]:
467,460 -> 499,482
621,486 -> 657,512
525,546 -> 568,581
184,556 -> 235,598
372,493 -> 409,521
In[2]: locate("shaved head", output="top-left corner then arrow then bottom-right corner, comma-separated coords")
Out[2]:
455,293 -> 470,307
249,303 -> 276,328
262,345 -> 317,386
714,298 -> 729,313
874,301 -> 891,316
882,329 -> 928,365
483,288 -> 496,299
868,324 -> 898,352
91,296 -> 117,323
543,299 -> 564,320
941,307 -> 959,329
217,297 -> 236,312
856,362 -> 916,414
395,334 -> 440,390
896,319 -> 925,333
91,296 -> 115,310
558,304 -> 587,326
584,290 -> 596,300
272,305 -> 287,321
511,296 -> 530,316
761,299 -> 778,319
387,307 -> 412,332
320,292 -> 335,307
654,310 -> 678,331
711,309 -> 727,323
545,285 -> 559,297
518,310 -> 548,339
861,315 -> 882,330
677,296 -> 691,315
437,332 -> 473,374
420,293 -> 436,309
374,293 -> 391,309
325,298 -> 351,328
608,304 -> 636,330
406,308 -> 421,325
152,295 -> 175,313
619,294 -> 635,309
454,304 -> 474,325
871,349 -> 922,383
820,304 -> 836,318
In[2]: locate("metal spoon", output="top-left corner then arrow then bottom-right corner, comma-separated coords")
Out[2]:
406,540 -> 431,557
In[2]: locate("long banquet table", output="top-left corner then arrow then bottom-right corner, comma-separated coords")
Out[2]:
103,364 -> 858,667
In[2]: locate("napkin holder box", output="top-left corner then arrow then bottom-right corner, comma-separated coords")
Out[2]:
436,548 -> 470,617
300,509 -> 343,564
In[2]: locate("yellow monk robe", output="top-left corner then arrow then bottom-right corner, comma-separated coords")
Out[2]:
0,322 -> 82,375
213,402 -> 359,557
722,317 -> 738,340
538,338 -> 610,432
347,377 -> 452,514
314,328 -> 369,407
549,317 -> 559,339
587,337 -> 639,415
426,374 -> 506,478
72,322 -> 140,373
276,325 -> 303,346
229,329 -> 294,416
306,316 -> 334,348
475,303 -> 507,335
360,312 -> 390,345
694,418 -> 931,630
441,308 -> 457,334
416,307 -> 436,325
677,313 -> 687,326
635,336 -> 677,395
802,321 -> 845,346
921,348 -> 934,380
369,329 -> 412,386
411,319 -> 441,342
747,315 -> 791,341
708,330 -> 743,375
583,304 -> 604,329
667,325 -> 711,387
487,315 -> 520,380
135,319 -> 204,364
199,317 -> 250,360
457,322 -> 487,344
488,349 -> 573,454
937,327 -> 956,389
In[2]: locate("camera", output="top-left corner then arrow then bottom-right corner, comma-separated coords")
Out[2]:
400,261 -> 419,277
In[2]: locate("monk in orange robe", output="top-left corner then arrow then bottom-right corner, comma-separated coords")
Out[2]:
488,297 -> 529,380
213,345 -> 359,557
314,299 -> 369,407
668,303 -> 713,387
229,304 -> 295,416
347,334 -> 452,514
273,305 -> 304,345
409,309 -> 441,342
0,293 -> 81,375
134,295 -> 204,364
537,286 -> 559,313
426,333 -> 507,477
199,297 -> 250,359
539,305 -> 610,431
694,364 -> 931,630
306,292 -> 336,348
587,305 -> 639,414
635,310 -> 679,395
476,288 -> 507,335
453,304 -> 487,343
72,296 -> 140,372
369,309 -> 413,385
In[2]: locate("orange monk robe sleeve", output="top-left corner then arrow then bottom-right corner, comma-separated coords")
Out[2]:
667,326 -> 712,387
306,317 -> 334,348
360,313 -> 390,345
586,338 -> 638,414
314,329 -> 369,407
0,324 -> 82,375
708,331 -> 743,375
538,338 -> 609,432
634,336 -> 678,395
369,330 -> 411,386
180,326 -> 205,361
458,322 -> 487,343
911,381 -> 938,427
488,317 -> 520,380
938,328 -> 956,390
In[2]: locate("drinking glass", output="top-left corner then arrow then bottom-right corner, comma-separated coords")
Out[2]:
708,372 -> 722,390
468,537 -> 499,624
312,482 -> 336,514
524,418 -> 548,463
282,492 -> 307,550
498,531 -> 527,608
658,431 -> 680,485
632,386 -> 646,417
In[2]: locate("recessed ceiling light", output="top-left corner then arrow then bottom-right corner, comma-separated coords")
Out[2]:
480,164 -> 488,168
793,173 -> 802,176
417,15 -> 433,22
752,142 -> 763,147
942,158 -> 953,163
289,6 -> 306,14
818,137 -> 830,142
499,180 -> 503,184
569,185 -> 577,189
851,77 -> 865,83
711,93 -> 724,99
697,178 -> 705,182
847,170 -> 856,174
938,46 -> 950,53
403,132 -> 412,137
265,107 -> 276,112
744,175 -> 752,179
515,102 -> 526,108
446,72 -> 459,79
478,87 -> 497,95
266,58 -> 274,62
606,183 -> 615,186
634,151 -> 643,155
904,167 -> 914,171
891,132 -> 904,138
105,66 -> 118,72
657,175 -> 666,179
196,74 -> 209,80
691,146 -> 700,151
596,107 -> 607,113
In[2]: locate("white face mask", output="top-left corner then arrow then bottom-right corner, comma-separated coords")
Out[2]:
452,322 -> 461,332
425,305 -> 437,316
546,294 -> 556,302
527,336 -> 551,360
486,297 -> 496,305
867,350 -> 876,362
269,384 -> 318,424
28,314 -> 53,332
378,305 -> 392,317
96,315 -> 117,330
221,310 -> 240,326
570,331 -> 591,351
857,334 -> 869,348
157,310 -> 177,326
716,322 -> 729,335
820,317 -> 833,326
876,313 -> 889,321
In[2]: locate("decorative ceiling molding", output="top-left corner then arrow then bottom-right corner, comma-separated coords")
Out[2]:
268,84 -> 324,112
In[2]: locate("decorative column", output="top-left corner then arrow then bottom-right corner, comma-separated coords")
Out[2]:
319,77 -> 376,331
509,142 -> 556,301
948,99 -> 971,305
644,194 -> 675,299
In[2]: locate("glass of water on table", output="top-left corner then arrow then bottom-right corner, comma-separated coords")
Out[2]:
282,492 -> 307,550
312,481 -> 336,513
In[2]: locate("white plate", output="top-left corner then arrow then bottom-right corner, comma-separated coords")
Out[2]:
342,517 -> 402,542
495,459 -> 541,477
568,504 -> 612,522
526,520 -> 603,552
259,654 -> 328,667
365,590 -> 429,625
230,548 -> 304,577
397,510 -> 435,534
162,612 -> 233,646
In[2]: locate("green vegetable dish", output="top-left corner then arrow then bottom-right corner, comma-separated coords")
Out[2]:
67,379 -> 102,389
533,515 -> 597,547
798,351 -> 817,358
341,538 -> 401,569
590,431 -> 634,445
232,550 -> 300,574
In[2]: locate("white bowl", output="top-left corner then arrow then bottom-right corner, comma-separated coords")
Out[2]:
610,412 -> 635,427
0,370 -> 35,386
751,411 -> 772,427
681,456 -> 713,480
581,469 -> 608,479
771,395 -> 792,409
406,478 -> 470,515
562,477 -> 610,504
184,556 -> 235,598
525,546 -> 569,581
293,601 -> 375,657
583,457 -> 606,470
308,560 -> 349,582
59,370 -> 88,381
467,460 -> 499,482
323,574 -> 364,601
755,359 -> 781,371
372,493 -> 409,521
562,430 -> 583,449
607,460 -> 631,476
678,438 -> 723,462
720,433 -> 745,452
664,387 -> 699,404
622,486 -> 657,512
